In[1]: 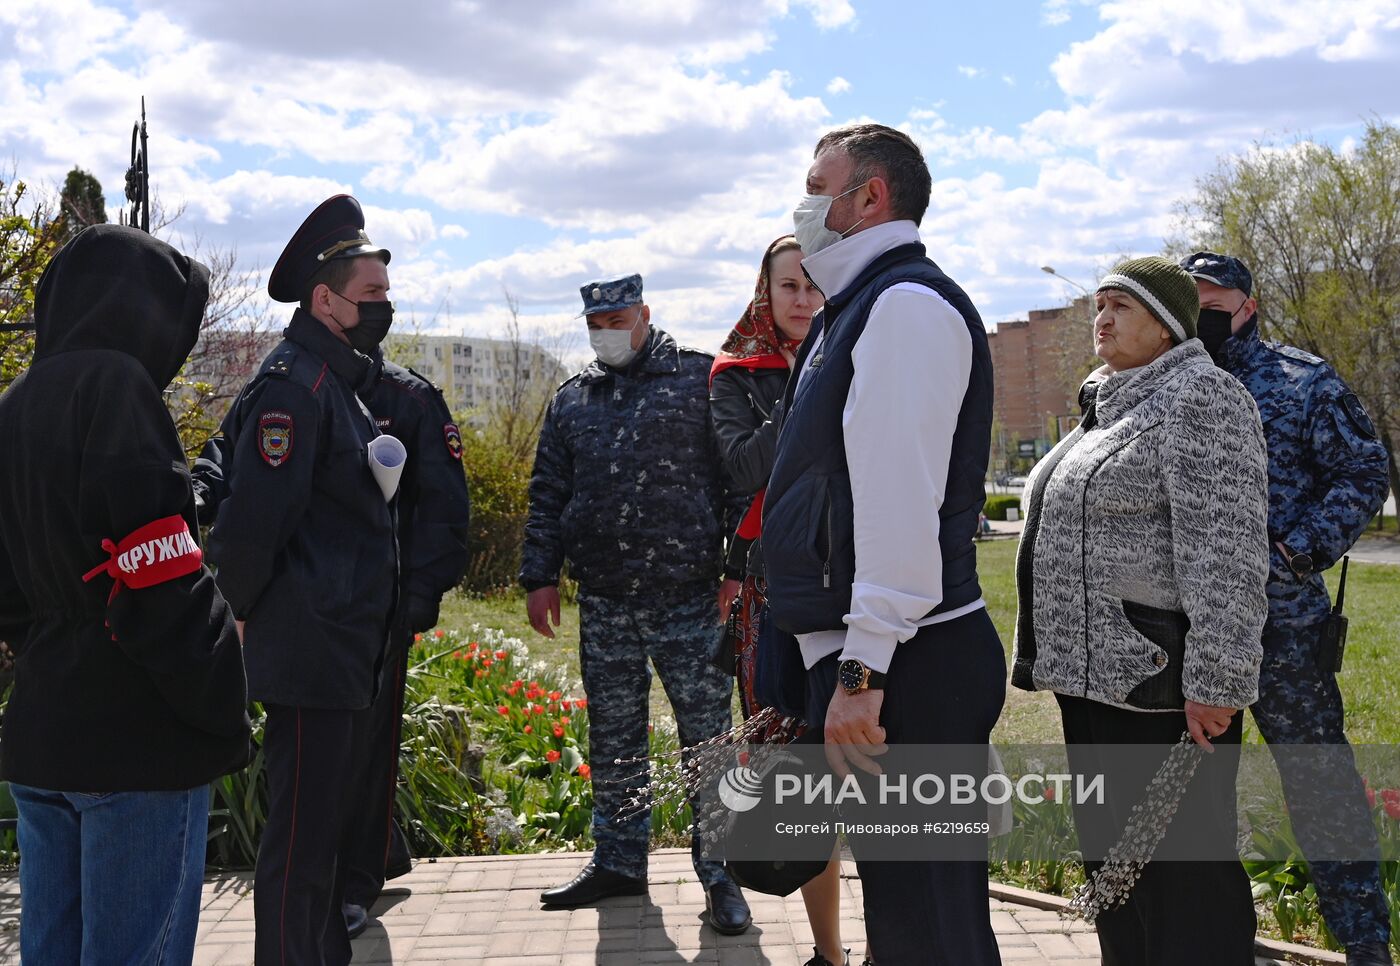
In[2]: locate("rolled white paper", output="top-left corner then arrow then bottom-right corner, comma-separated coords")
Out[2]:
367,435 -> 407,502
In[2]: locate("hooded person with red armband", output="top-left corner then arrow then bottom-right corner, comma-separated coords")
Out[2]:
0,224 -> 251,965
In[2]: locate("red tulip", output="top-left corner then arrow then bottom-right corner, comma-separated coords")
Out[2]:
495,649 -> 508,660
434,629 -> 446,639
578,763 -> 592,779
549,690 -> 562,702
496,706 -> 509,716
560,716 -> 571,725
1385,800 -> 1400,822
553,726 -> 565,738
1044,786 -> 1056,801
523,725 -> 533,734
1367,788 -> 1377,809
546,750 -> 561,763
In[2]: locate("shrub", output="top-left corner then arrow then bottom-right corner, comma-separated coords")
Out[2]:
985,494 -> 1022,521
460,432 -> 533,595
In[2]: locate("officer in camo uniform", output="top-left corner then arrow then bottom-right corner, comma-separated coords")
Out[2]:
520,274 -> 752,934
1183,251 -> 1393,966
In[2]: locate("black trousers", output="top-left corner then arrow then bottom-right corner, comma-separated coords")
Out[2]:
254,705 -> 360,966
805,607 -> 1007,966
1056,693 -> 1256,966
342,624 -> 413,908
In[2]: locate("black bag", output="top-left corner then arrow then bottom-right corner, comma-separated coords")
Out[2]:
709,596 -> 742,677
723,737 -> 835,896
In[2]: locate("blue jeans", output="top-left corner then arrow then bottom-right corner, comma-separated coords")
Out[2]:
11,783 -> 210,965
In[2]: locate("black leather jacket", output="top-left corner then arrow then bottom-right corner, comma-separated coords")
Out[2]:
709,364 -> 789,578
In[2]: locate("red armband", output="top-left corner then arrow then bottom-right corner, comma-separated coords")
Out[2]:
81,515 -> 203,603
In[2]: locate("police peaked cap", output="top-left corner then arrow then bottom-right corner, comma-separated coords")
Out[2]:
268,194 -> 391,303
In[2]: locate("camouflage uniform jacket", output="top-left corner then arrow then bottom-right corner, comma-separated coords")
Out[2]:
1218,320 -> 1390,627
520,326 -> 730,597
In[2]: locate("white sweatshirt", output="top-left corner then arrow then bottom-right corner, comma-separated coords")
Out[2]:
795,220 -> 986,673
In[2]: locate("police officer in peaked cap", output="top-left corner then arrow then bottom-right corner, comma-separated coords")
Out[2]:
1184,251 -> 1393,966
207,195 -> 399,965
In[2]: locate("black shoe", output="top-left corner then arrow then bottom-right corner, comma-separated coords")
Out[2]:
342,902 -> 369,940
704,878 -> 752,935
1348,942 -> 1395,965
539,862 -> 647,907
803,948 -> 851,966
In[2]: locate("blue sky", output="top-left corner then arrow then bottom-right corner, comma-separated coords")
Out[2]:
4,0 -> 1398,361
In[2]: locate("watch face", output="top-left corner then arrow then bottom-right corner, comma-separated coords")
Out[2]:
1292,553 -> 1314,576
839,659 -> 865,692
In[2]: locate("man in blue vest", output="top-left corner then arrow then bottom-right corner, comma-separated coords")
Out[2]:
763,124 -> 1004,965
1183,251 -> 1392,966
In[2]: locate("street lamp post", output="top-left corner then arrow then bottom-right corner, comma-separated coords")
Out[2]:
1040,265 -> 1090,296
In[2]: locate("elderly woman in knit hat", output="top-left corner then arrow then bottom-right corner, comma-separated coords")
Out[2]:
1011,256 -> 1270,963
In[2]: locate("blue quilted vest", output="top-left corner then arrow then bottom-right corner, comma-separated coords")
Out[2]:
763,242 -> 992,634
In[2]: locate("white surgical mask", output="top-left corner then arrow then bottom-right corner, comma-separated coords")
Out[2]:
589,307 -> 646,368
792,181 -> 869,256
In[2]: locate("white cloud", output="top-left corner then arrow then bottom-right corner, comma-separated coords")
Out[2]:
790,0 -> 857,30
1042,0 -> 1072,26
1002,74 -> 1017,86
827,76 -> 852,94
956,65 -> 984,78
440,224 -> 470,240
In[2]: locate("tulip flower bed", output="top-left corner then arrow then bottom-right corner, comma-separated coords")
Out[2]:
395,625 -> 694,857
201,623 -> 694,869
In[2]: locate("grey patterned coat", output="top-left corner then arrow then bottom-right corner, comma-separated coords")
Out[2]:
1012,341 -> 1270,710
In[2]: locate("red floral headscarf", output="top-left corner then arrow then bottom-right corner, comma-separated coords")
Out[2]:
710,236 -> 805,385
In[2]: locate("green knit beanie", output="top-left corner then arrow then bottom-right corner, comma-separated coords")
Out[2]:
1096,256 -> 1200,344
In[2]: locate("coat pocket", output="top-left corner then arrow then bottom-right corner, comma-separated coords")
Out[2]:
1120,599 -> 1189,711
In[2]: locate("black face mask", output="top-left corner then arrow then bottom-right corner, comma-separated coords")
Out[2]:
331,291 -> 395,354
1197,303 -> 1247,362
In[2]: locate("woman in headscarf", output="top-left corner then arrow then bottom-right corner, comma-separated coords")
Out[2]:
710,236 -> 852,966
1012,256 -> 1270,964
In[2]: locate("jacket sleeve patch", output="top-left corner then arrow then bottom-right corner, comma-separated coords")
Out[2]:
444,422 -> 463,461
1341,392 -> 1378,441
259,411 -> 294,466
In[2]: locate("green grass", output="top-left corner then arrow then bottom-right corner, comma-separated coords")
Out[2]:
441,537 -> 1400,744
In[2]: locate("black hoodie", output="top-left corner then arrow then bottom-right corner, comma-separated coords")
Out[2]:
0,225 -> 250,791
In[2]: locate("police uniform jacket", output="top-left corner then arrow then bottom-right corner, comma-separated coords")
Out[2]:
520,326 -> 729,597
367,361 -> 471,631
208,309 -> 397,710
1218,320 -> 1390,627
0,226 -> 250,791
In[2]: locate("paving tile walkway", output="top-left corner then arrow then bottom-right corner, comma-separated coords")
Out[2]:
0,849 -> 1308,964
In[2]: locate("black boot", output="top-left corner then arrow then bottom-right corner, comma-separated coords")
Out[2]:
704,878 -> 752,935
539,861 -> 647,907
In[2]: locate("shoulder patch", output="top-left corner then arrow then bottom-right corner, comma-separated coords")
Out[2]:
444,422 -> 463,460
1267,342 -> 1324,367
258,411 -> 294,466
1341,392 -> 1378,440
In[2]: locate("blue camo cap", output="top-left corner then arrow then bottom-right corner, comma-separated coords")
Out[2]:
579,273 -> 643,316
1179,251 -> 1253,297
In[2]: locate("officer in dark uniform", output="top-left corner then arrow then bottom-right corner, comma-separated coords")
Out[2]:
208,195 -> 398,966
1182,251 -> 1393,966
339,359 -> 471,935
521,274 -> 751,934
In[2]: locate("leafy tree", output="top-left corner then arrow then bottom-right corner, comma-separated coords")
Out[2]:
1178,120 -> 1400,506
0,172 -> 65,392
59,167 -> 107,237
